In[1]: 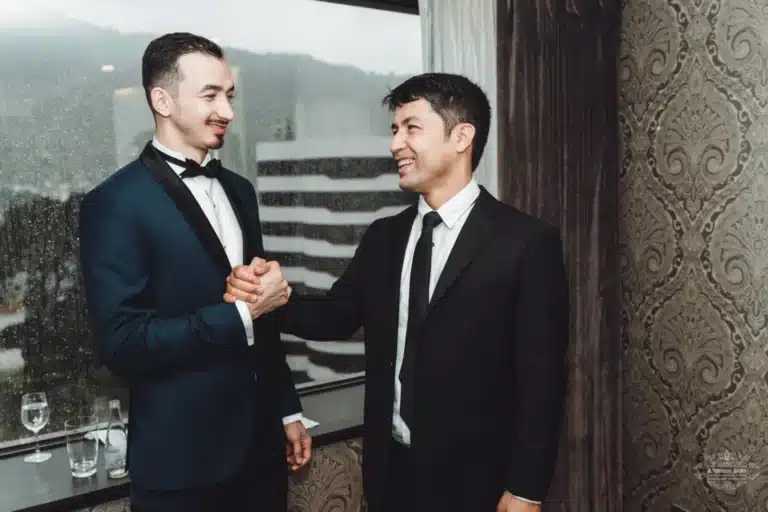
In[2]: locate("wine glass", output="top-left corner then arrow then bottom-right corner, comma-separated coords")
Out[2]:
20,392 -> 52,463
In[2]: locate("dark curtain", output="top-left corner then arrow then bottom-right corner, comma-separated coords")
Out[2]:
496,1 -> 622,510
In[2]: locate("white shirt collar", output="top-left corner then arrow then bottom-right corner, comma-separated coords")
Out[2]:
152,137 -> 212,176
417,179 -> 481,229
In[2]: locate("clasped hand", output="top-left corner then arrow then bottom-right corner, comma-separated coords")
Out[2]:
224,259 -> 312,471
223,258 -> 291,319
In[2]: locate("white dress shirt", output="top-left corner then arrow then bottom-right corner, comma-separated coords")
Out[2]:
392,178 -> 481,445
152,138 -> 302,426
391,179 -> 538,505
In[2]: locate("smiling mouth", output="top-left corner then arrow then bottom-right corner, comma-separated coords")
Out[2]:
397,158 -> 415,173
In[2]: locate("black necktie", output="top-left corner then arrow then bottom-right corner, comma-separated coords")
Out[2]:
399,211 -> 443,430
160,151 -> 222,179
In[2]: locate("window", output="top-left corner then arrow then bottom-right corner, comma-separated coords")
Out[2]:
0,0 -> 420,449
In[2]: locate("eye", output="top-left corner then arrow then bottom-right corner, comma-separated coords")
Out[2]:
203,94 -> 216,100
407,125 -> 420,131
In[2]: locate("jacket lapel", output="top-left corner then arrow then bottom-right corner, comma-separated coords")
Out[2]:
140,142 -> 232,274
390,204 -> 417,288
428,187 -> 501,309
385,204 -> 418,364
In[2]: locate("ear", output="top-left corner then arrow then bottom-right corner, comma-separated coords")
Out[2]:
149,87 -> 173,118
453,122 -> 476,155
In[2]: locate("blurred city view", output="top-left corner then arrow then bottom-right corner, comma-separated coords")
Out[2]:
0,0 -> 420,448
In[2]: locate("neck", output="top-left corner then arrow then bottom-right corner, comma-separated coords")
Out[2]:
422,167 -> 472,210
155,124 -> 207,164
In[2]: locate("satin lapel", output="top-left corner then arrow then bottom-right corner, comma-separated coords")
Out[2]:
216,170 -> 254,263
385,204 -> 417,365
428,188 -> 502,310
140,142 -> 231,274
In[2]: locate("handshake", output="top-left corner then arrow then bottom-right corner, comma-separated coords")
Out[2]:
223,258 -> 291,320
224,259 -> 312,472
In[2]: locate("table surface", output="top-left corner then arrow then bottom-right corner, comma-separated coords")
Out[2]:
0,383 -> 364,512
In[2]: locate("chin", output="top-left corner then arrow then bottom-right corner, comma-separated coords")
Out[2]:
208,136 -> 225,150
398,176 -> 423,193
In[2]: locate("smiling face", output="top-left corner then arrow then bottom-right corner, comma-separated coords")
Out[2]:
389,98 -> 474,204
150,52 -> 235,160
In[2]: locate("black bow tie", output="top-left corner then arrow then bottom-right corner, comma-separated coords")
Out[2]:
160,151 -> 222,179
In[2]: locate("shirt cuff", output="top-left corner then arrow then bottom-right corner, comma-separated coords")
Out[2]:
235,300 -> 254,346
282,413 -> 303,425
511,494 -> 541,505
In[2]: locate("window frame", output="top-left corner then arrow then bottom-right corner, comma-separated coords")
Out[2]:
314,0 -> 418,15
0,0 -> 419,458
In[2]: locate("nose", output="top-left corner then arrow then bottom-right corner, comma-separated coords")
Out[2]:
218,97 -> 235,122
390,129 -> 406,155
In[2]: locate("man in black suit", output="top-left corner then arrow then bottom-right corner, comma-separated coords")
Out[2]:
79,32 -> 311,511
225,73 -> 569,511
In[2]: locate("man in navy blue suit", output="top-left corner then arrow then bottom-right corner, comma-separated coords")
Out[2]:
79,32 -> 311,511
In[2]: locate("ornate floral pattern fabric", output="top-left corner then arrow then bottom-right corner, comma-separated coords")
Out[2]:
620,0 -> 768,509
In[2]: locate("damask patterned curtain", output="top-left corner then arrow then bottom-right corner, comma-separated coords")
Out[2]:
496,0 -> 623,510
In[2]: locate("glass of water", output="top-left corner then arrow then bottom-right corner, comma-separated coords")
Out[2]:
20,392 -> 51,463
65,415 -> 99,478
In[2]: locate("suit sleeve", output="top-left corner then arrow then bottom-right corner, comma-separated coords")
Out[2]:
254,312 -> 301,420
79,189 -> 249,378
506,225 -> 569,502
237,181 -> 303,420
258,311 -> 301,419
275,349 -> 302,420
278,220 -> 376,341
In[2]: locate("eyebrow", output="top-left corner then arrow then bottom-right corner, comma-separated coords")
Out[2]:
199,84 -> 235,94
390,116 -> 422,131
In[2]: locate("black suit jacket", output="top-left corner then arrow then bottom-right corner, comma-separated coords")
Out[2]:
78,143 -> 300,490
282,188 -> 569,511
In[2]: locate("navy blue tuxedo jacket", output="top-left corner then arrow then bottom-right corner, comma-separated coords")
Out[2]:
79,142 -> 300,490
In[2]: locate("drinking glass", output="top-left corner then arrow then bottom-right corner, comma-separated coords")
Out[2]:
65,415 -> 99,478
20,392 -> 51,463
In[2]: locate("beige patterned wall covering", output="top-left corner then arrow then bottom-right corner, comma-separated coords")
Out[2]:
619,0 -> 768,509
288,438 -> 365,512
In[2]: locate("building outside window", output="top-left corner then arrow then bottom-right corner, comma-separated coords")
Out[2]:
0,0 -> 420,450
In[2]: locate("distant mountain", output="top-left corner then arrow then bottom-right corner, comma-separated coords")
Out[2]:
0,15 -> 402,97
0,17 -> 409,430
0,15 -> 409,188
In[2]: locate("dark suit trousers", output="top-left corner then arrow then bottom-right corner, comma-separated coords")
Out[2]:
384,439 -> 417,512
382,438 -> 508,512
130,417 -> 287,512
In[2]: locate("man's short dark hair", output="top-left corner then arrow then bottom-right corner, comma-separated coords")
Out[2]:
382,72 -> 491,171
141,32 -> 224,111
